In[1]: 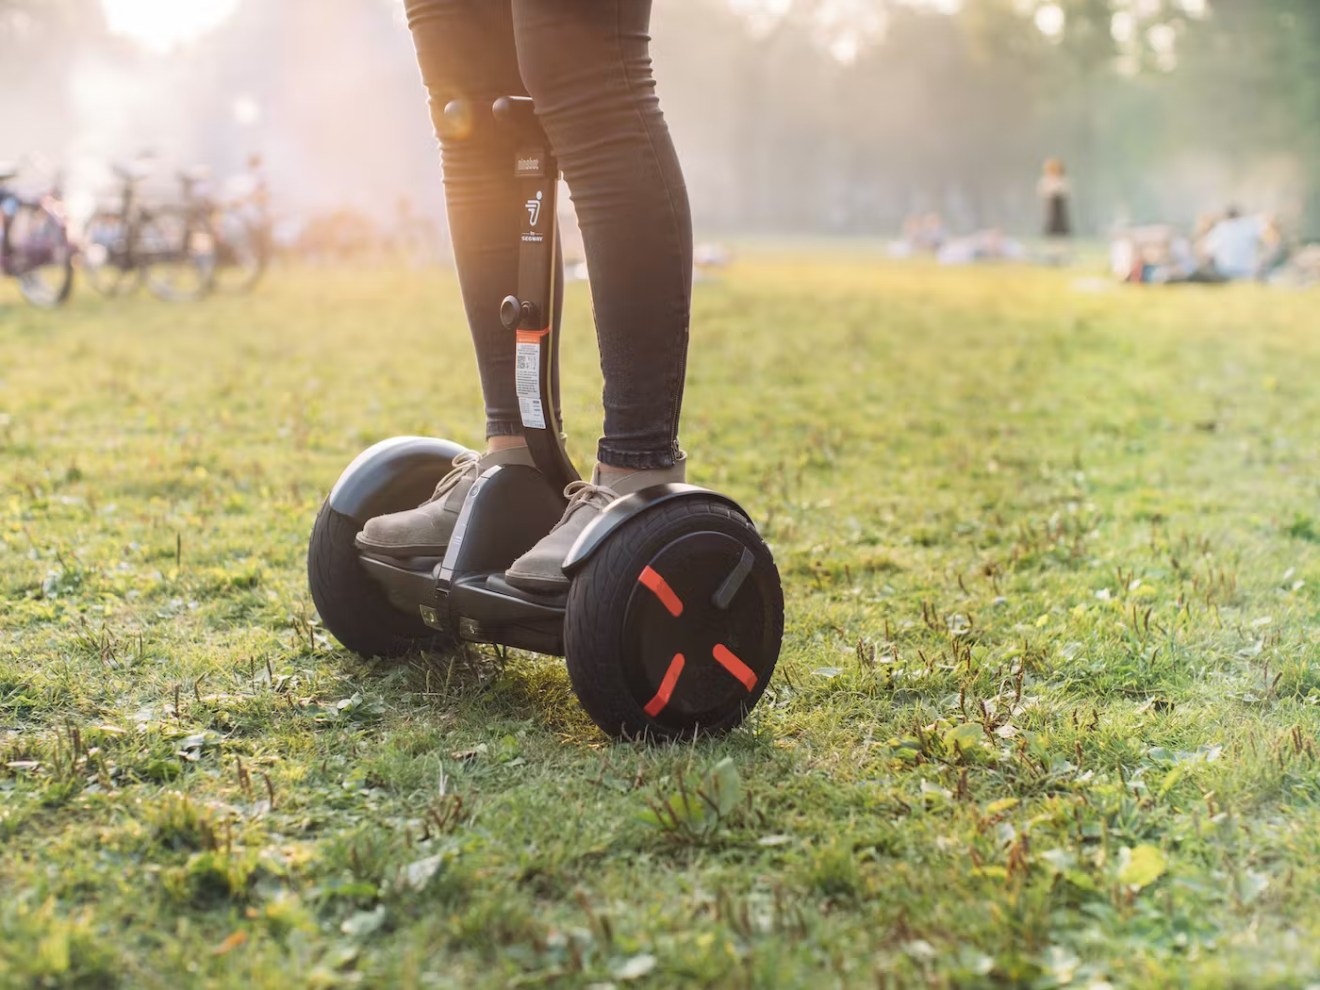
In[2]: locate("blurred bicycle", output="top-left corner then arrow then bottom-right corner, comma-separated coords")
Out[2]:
187,155 -> 270,294
0,162 -> 74,308
82,158 -> 215,302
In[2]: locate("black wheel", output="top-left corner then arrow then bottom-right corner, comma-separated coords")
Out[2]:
11,202 -> 73,308
141,207 -> 215,302
564,497 -> 783,741
82,212 -> 142,297
308,500 -> 452,660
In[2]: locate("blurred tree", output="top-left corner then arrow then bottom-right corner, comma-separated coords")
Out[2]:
1170,0 -> 1320,233
0,0 -> 107,172
4,0 -> 1316,236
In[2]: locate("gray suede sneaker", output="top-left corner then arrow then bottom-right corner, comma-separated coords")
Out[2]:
504,456 -> 686,594
355,445 -> 534,558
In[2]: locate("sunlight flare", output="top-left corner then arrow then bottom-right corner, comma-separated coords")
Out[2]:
101,0 -> 239,53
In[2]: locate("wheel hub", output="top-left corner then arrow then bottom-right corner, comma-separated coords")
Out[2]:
622,530 -> 777,730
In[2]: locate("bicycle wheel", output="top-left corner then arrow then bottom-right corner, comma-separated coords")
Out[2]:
11,202 -> 73,307
141,207 -> 215,302
82,211 -> 141,297
212,209 -> 265,294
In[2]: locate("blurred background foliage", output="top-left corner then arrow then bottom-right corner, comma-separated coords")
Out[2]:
1,0 -> 1316,237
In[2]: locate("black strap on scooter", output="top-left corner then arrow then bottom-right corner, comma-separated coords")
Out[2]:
444,97 -> 579,494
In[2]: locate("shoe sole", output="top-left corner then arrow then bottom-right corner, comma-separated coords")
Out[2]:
354,536 -> 568,593
503,569 -> 570,595
354,534 -> 447,558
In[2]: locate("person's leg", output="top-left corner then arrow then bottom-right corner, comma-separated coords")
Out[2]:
359,0 -> 547,558
405,0 -> 525,440
514,0 -> 691,475
504,0 -> 694,592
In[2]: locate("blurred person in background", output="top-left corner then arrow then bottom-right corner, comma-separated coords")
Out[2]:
937,227 -> 1025,266
1110,225 -> 1196,284
1038,157 -> 1071,263
890,211 -> 947,259
1198,207 -> 1282,281
355,1 -> 693,595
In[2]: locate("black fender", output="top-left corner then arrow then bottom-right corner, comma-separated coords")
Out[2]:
561,484 -> 751,576
328,436 -> 469,525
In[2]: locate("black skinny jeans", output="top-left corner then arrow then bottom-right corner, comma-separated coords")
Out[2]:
405,0 -> 691,470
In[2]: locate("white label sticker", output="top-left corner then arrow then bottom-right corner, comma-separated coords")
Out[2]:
515,339 -> 546,429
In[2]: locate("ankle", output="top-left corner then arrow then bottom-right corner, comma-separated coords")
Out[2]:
486,435 -> 528,454
595,463 -> 633,488
593,454 -> 687,493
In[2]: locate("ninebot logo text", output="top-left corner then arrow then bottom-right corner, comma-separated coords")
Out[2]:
515,155 -> 543,177
525,190 -> 543,227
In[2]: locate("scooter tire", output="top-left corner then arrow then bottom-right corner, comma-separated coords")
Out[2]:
564,496 -> 782,741
307,499 -> 452,659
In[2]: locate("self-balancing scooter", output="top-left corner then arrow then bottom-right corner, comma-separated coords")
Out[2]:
307,96 -> 783,740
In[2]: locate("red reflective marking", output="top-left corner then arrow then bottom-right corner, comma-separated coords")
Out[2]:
638,566 -> 684,617
643,653 -> 685,717
712,644 -> 757,691
516,327 -> 550,344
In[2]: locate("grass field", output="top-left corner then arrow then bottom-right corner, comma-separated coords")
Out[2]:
2,254 -> 1318,989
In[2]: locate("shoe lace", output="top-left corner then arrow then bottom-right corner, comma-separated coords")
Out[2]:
553,480 -> 617,529
424,449 -> 482,504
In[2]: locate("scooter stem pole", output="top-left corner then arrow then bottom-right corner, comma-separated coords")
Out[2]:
493,96 -> 579,493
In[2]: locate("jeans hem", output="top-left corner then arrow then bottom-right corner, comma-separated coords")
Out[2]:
596,441 -> 680,471
486,421 -> 523,439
